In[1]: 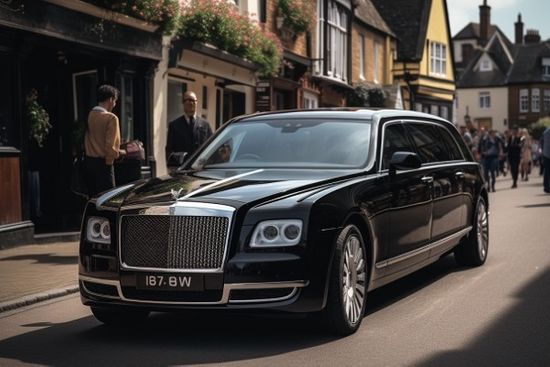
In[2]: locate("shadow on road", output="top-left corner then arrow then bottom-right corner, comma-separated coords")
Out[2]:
415,266 -> 550,366
0,254 -> 78,265
518,203 -> 550,208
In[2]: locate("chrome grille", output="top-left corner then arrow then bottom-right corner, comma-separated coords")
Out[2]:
121,215 -> 229,270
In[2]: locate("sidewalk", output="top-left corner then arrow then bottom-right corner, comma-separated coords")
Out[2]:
0,241 -> 79,313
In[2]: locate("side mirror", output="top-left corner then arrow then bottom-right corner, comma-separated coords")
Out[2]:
389,151 -> 421,173
167,152 -> 188,168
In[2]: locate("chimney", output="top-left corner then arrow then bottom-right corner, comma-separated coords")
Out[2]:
479,0 -> 491,46
515,13 -> 524,44
524,29 -> 541,44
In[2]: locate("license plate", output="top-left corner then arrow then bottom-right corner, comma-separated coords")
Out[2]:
136,273 -> 204,291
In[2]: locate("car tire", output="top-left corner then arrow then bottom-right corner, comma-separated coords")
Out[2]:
323,224 -> 368,335
91,307 -> 150,326
454,196 -> 489,267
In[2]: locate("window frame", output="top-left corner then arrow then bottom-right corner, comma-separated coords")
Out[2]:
430,42 -> 447,77
479,91 -> 491,109
519,89 -> 529,113
531,88 -> 540,113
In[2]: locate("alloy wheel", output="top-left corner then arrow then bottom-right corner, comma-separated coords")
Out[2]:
342,234 -> 367,325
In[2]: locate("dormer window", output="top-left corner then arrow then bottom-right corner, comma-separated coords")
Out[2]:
481,60 -> 492,71
543,58 -> 550,77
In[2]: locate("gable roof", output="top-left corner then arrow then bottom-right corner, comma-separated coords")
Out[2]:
457,50 -> 508,87
354,0 -> 395,36
371,0 -> 432,61
453,22 -> 513,51
507,42 -> 550,83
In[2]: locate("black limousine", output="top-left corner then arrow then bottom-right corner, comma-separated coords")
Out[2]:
79,109 -> 488,335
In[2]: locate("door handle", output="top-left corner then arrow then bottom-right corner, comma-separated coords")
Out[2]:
421,176 -> 434,184
455,171 -> 465,178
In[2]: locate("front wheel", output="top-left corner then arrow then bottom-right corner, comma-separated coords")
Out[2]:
454,197 -> 489,267
323,224 -> 368,335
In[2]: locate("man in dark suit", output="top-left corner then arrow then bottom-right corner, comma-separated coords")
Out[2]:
165,91 -> 213,168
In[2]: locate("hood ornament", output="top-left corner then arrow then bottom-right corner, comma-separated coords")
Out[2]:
170,188 -> 184,201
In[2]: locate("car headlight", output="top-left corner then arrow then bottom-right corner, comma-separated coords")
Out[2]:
86,217 -> 111,244
250,220 -> 303,248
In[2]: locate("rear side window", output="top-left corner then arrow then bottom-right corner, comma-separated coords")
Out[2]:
406,123 -> 451,163
381,123 -> 415,170
435,126 -> 463,161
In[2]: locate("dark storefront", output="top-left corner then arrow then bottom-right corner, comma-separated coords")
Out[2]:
0,1 -> 161,244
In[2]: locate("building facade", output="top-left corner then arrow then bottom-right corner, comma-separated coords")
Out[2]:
372,0 -> 456,118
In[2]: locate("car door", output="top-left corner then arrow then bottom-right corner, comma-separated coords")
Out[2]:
378,122 -> 433,274
405,122 -> 466,245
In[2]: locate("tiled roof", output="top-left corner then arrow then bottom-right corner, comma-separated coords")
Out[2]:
453,23 -> 513,51
457,50 -> 508,88
507,42 -> 550,83
354,0 -> 394,37
371,0 -> 431,61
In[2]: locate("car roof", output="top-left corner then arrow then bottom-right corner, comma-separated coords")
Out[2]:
236,108 -> 451,125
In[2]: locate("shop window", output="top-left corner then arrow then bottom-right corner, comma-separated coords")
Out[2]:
167,78 -> 188,123
72,70 -> 98,123
119,74 -> 134,142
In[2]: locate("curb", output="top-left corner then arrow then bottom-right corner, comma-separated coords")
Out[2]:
0,285 -> 80,313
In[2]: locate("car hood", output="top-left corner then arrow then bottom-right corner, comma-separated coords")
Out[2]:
102,168 -> 361,209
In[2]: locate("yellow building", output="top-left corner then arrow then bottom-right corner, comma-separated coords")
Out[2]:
372,0 -> 456,119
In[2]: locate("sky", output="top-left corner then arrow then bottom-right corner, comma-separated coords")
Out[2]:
446,0 -> 550,41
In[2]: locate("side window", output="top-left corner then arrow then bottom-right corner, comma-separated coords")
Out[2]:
406,123 -> 450,163
381,123 -> 415,170
436,126 -> 463,161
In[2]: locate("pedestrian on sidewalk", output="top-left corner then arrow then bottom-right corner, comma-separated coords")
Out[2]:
520,128 -> 533,182
479,129 -> 503,192
84,84 -> 126,196
507,127 -> 522,189
542,126 -> 550,193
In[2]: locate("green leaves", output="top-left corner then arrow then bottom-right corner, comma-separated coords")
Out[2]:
26,91 -> 51,148
178,0 -> 283,77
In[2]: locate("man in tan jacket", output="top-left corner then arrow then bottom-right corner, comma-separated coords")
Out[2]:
84,84 -> 126,196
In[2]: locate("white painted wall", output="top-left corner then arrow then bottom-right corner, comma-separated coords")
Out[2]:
456,87 -> 509,132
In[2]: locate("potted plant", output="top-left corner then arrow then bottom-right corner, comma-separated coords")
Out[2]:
26,89 -> 51,148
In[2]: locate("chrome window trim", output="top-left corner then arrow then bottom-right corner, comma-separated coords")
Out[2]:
378,119 -> 468,173
118,202 -> 235,273
375,226 -> 472,269
79,275 -> 308,305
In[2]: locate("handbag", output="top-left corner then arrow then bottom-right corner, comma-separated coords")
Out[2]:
70,154 -> 88,198
122,140 -> 145,160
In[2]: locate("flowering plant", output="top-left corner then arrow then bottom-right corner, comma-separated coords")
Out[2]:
26,89 -> 52,148
178,0 -> 283,77
278,0 -> 315,35
85,0 -> 181,34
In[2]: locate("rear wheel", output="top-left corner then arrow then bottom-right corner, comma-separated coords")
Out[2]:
91,307 -> 150,326
454,197 -> 489,267
323,224 -> 368,335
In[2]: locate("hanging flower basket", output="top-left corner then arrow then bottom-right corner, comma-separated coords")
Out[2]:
277,0 -> 315,35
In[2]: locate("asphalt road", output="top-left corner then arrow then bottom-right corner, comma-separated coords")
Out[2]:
0,175 -> 549,367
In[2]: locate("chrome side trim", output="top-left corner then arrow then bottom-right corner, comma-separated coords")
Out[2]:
79,275 -> 308,305
375,226 -> 472,269
118,202 -> 235,273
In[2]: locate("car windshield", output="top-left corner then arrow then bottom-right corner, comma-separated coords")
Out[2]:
190,118 -> 372,169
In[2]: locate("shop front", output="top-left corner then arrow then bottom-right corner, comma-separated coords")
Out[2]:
0,1 -> 162,242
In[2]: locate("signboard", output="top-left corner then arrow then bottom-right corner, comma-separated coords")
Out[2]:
255,80 -> 272,112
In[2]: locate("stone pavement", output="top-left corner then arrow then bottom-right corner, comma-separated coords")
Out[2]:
0,241 -> 79,312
